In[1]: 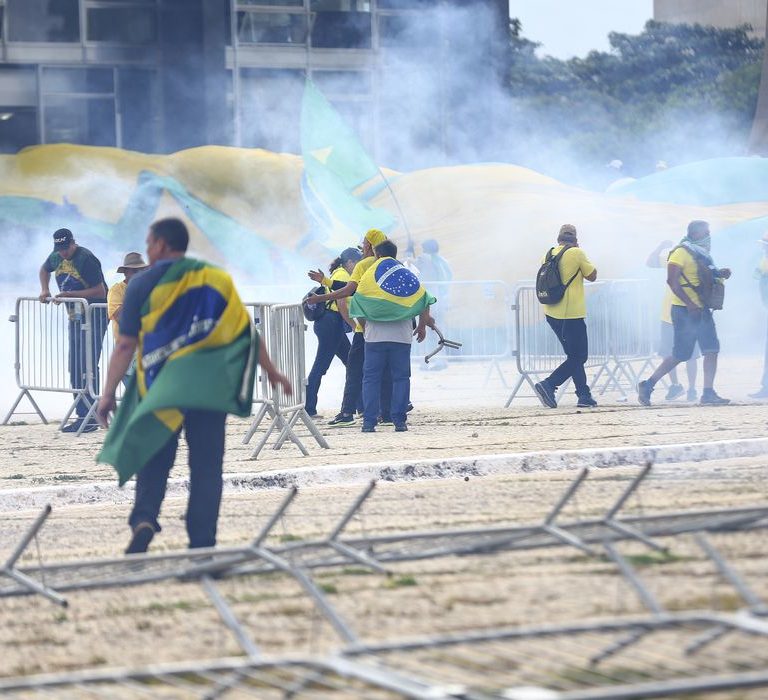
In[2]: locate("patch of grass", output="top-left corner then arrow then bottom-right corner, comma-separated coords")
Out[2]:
53,612 -> 68,624
5,474 -> 25,480
279,533 -> 302,543
385,575 -> 417,589
52,474 -> 89,482
623,551 -> 688,568
340,567 -> 373,576
319,583 -> 338,595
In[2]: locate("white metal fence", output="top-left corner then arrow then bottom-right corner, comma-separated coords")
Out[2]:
505,280 -> 658,406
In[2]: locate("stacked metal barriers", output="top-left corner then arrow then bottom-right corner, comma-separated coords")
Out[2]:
506,280 -> 657,406
242,302 -> 328,459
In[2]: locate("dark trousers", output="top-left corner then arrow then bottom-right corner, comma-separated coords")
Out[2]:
305,310 -> 350,415
363,342 -> 411,426
545,315 -> 590,399
341,332 -> 365,415
129,410 -> 227,549
68,306 -> 108,418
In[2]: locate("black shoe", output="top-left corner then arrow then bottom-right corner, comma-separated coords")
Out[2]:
61,419 -> 84,433
700,389 -> 730,406
328,413 -> 357,428
637,380 -> 653,407
665,383 -> 684,401
125,522 -> 155,555
378,416 -> 394,426
394,423 -> 408,432
534,381 -> 557,409
577,396 -> 598,408
362,424 -> 376,433
748,388 -> 768,399
79,421 -> 99,434
406,403 -> 414,413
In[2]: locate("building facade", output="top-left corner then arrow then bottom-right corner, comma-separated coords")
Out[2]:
0,0 -> 510,168
653,0 -> 767,37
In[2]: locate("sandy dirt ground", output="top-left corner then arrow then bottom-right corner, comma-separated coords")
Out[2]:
0,357 -> 766,694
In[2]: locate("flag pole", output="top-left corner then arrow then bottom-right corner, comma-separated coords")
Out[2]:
376,166 -> 414,252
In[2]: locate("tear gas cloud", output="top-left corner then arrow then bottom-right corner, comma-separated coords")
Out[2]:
1,3 -> 765,415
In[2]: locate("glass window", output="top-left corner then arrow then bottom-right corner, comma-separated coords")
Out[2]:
310,0 -> 370,9
44,96 -> 117,146
87,7 -> 157,44
376,0 -> 431,7
118,68 -> 157,152
0,107 -> 38,154
238,0 -> 303,5
42,68 -> 114,95
310,9 -> 371,48
236,11 -> 307,44
7,0 -> 80,42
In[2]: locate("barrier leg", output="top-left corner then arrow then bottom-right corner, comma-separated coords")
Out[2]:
2,389 -> 48,426
298,409 -> 330,449
483,359 -> 509,389
249,405 -> 280,460
272,408 -> 309,455
59,391 -> 90,431
504,374 -> 527,407
242,403 -> 268,445
75,399 -> 99,437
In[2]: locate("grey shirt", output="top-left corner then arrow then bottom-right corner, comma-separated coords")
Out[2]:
363,318 -> 414,344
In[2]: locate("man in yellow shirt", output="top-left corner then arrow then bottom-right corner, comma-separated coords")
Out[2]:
638,220 -> 731,406
534,224 -> 598,409
307,228 -> 387,427
107,252 -> 148,342
646,240 -> 699,401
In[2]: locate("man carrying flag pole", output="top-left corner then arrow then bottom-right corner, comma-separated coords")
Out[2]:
96,218 -> 291,555
349,240 -> 436,433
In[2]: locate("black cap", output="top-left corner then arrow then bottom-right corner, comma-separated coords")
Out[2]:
339,247 -> 362,264
53,228 -> 74,251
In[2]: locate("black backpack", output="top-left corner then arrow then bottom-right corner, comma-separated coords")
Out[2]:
302,286 -> 326,322
536,246 -> 579,304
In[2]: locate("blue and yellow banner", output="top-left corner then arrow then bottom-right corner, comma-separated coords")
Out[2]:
348,257 -> 435,322
97,258 -> 256,485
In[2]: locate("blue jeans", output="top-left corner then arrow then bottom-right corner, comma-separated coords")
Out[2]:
363,342 -> 411,426
305,310 -> 350,415
129,410 -> 226,549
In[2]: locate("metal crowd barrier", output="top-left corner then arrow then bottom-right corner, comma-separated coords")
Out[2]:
506,281 -> 648,406
412,279 -> 514,386
242,302 -> 328,458
2,296 -> 95,431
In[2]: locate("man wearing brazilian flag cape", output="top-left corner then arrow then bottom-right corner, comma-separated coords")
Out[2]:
348,239 -> 436,433
96,218 -> 291,555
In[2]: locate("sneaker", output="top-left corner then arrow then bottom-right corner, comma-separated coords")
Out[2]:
686,388 -> 698,402
665,384 -> 684,401
394,423 -> 408,432
637,380 -> 653,407
406,403 -> 414,413
700,389 -> 730,406
748,388 -> 768,399
61,419 -> 84,433
125,522 -> 155,555
378,416 -> 394,426
362,424 -> 376,433
576,396 -> 598,408
327,413 -> 356,428
79,421 -> 99,434
534,380 -> 557,409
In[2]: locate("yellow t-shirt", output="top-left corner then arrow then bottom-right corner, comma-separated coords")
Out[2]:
107,280 -> 127,342
325,266 -> 350,313
667,247 -> 702,308
542,246 -> 596,320
350,256 -> 376,332
658,249 -> 674,324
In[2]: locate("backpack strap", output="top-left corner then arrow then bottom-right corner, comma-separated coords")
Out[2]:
554,244 -> 580,290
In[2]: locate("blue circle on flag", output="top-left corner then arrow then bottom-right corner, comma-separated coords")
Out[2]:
375,259 -> 420,297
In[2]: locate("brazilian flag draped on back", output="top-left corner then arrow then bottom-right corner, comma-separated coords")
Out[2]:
97,258 -> 256,486
348,257 -> 436,322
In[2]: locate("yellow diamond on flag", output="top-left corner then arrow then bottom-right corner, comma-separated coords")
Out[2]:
310,146 -> 333,164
